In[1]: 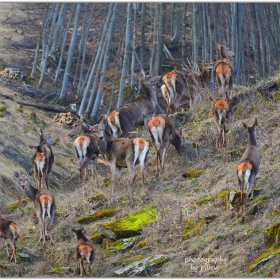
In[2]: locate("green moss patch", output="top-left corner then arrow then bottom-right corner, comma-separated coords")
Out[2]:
101,204 -> 157,239
183,219 -> 198,239
7,198 -> 31,212
248,246 -> 280,272
16,107 -> 23,113
265,223 -> 280,246
77,208 -> 118,224
89,233 -> 104,244
182,168 -> 203,179
102,236 -> 140,252
0,105 -> 7,112
267,205 -> 280,218
88,193 -> 106,202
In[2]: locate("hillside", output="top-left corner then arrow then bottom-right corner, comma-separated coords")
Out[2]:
0,77 -> 280,277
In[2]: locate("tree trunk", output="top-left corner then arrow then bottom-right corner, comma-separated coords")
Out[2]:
90,3 -> 119,121
235,3 -> 242,83
156,3 -> 166,75
78,3 -> 113,116
53,4 -> 75,86
58,3 -> 82,103
171,3 -> 181,45
192,3 -> 199,64
181,3 -> 187,68
149,4 -> 157,76
117,3 -> 132,108
231,3 -> 237,72
140,3 -> 146,68
50,3 -> 68,60
130,3 -> 137,93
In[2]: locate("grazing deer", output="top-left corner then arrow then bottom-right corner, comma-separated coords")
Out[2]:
211,97 -> 230,151
72,229 -> 94,276
94,123 -> 149,201
108,75 -> 162,138
148,115 -> 182,177
214,44 -> 236,98
237,119 -> 260,222
160,84 -> 170,113
0,216 -> 20,263
14,170 -> 56,246
29,128 -> 56,189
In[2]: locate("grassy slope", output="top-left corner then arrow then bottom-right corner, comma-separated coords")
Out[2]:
0,80 -> 280,277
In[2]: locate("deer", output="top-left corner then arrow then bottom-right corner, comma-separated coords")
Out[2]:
148,115 -> 183,177
237,119 -> 260,222
0,216 -> 20,263
94,123 -> 149,201
14,170 -> 56,246
28,128 -> 57,189
214,44 -> 236,99
72,228 -> 95,276
210,97 -> 230,151
160,84 -> 170,113
107,75 -> 162,138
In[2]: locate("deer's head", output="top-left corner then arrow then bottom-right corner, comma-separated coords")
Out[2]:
14,170 -> 32,190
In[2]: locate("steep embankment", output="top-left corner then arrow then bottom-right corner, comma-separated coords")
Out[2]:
0,79 -> 280,277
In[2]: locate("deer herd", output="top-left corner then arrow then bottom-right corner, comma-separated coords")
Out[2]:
0,44 -> 261,275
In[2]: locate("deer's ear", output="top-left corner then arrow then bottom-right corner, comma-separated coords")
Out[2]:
13,171 -> 19,178
28,170 -> 33,176
254,118 -> 258,127
242,122 -> 248,130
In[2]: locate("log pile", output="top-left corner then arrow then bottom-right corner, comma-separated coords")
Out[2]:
53,112 -> 76,126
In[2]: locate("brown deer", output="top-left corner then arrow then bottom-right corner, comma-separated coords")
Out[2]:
72,229 -> 94,276
107,75 -> 162,138
210,97 -> 230,151
214,44 -> 236,99
148,115 -> 182,177
0,216 -> 20,263
160,84 -> 170,113
237,119 -> 260,222
14,170 -> 56,246
94,123 -> 149,201
28,128 -> 56,189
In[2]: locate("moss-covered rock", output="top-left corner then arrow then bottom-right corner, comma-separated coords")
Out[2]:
100,204 -> 157,239
89,233 -> 104,244
136,239 -> 147,248
264,223 -> 280,246
6,198 -> 31,212
16,107 -> 23,113
182,168 -> 203,179
114,254 -> 168,276
183,219 -> 198,239
77,208 -> 118,224
267,205 -> 280,218
88,193 -> 106,202
102,236 -> 140,252
248,246 -> 280,272
18,253 -> 31,262
0,105 -> 7,112
249,196 -> 267,216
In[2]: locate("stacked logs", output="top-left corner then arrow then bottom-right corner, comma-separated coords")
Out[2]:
53,112 -> 76,126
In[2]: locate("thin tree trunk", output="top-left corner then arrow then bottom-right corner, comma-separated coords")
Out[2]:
156,3 -> 166,75
78,3 -> 113,116
193,3 -> 199,64
171,3 -> 180,45
235,4 -> 242,83
181,3 -> 187,68
130,3 -> 137,93
149,4 -> 158,76
140,3 -> 146,68
53,4 -> 75,86
117,3 -> 132,108
231,3 -> 237,72
58,3 -> 82,103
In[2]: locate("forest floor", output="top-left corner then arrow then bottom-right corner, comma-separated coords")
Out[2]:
0,3 -> 280,278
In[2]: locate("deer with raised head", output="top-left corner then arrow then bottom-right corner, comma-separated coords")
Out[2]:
210,97 -> 230,151
14,170 -> 56,246
0,215 -> 20,263
214,44 -> 236,99
29,128 -> 56,189
108,75 -> 162,138
72,228 -> 94,276
94,123 -> 149,201
161,84 -> 170,113
237,119 -> 260,222
148,115 -> 182,177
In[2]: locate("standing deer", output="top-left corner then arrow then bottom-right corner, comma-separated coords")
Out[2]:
94,123 -> 149,201
237,119 -> 260,222
72,229 -> 94,276
160,84 -> 170,113
0,216 -> 20,263
14,170 -> 56,246
214,44 -> 236,99
108,75 -> 161,138
211,97 -> 230,151
148,115 -> 182,177
29,128 -> 56,189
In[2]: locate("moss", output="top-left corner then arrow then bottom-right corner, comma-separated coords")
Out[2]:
267,205 -> 280,218
121,254 -> 145,267
77,208 -> 117,224
88,193 -> 106,202
89,233 -> 104,244
249,196 -> 267,216
248,246 -> 280,272
54,137 -> 60,143
0,263 -> 7,269
101,204 -> 157,239
182,168 -> 203,179
194,117 -> 203,122
28,111 -> 36,119
0,105 -> 7,112
55,210 -> 62,217
7,198 -> 31,212
16,107 -> 23,113
183,219 -> 198,239
197,196 -> 213,205
272,91 -> 280,102
103,236 -> 140,252
0,112 -> 3,117
195,219 -> 206,236
52,267 -> 63,274
103,178 -> 110,187
136,239 -> 146,248
265,223 -> 280,246
29,227 -> 35,233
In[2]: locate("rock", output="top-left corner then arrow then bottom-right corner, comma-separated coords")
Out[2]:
265,223 -> 280,246
102,236 -> 141,252
114,254 -> 168,276
100,204 -> 157,240
157,238 -> 172,244
18,252 -> 31,262
77,208 -> 118,224
89,233 -> 104,244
